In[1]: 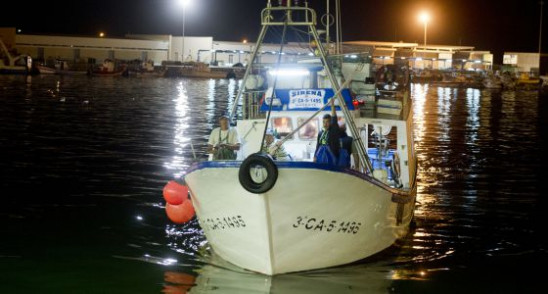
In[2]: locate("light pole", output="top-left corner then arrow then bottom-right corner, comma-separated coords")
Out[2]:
540,1 -> 544,55
419,11 -> 430,48
418,11 -> 430,69
177,0 -> 191,62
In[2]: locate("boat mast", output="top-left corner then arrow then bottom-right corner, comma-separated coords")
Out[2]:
229,2 -> 273,120
326,0 -> 330,52
230,1 -> 373,173
336,0 -> 342,54
325,0 -> 342,54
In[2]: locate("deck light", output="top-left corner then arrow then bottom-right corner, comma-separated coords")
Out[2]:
268,69 -> 310,76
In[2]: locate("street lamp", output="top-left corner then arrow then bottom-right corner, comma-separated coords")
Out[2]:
418,11 -> 430,47
177,0 -> 191,62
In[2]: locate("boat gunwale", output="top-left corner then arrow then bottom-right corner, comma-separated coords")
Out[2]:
185,160 -> 414,197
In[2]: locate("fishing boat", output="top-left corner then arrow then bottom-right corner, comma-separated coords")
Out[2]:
515,72 -> 541,90
172,0 -> 417,275
52,60 -> 89,76
35,63 -> 56,74
166,61 -> 244,79
89,59 -> 128,77
482,74 -> 503,89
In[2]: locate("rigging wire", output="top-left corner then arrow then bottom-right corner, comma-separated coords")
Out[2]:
259,19 -> 289,153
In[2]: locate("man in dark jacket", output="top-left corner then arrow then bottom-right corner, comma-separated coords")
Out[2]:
338,122 -> 355,168
314,100 -> 340,164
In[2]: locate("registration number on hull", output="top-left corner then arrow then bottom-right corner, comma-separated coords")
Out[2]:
292,216 -> 361,234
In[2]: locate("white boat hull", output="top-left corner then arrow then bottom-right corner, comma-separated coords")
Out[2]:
185,161 -> 416,275
36,65 -> 56,74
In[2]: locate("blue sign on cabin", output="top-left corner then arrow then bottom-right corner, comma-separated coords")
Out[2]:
260,88 -> 355,112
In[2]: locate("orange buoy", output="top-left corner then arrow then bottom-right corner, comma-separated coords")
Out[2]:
163,180 -> 188,205
165,200 -> 195,224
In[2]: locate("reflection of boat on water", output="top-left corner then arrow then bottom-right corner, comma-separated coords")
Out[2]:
177,1 -> 417,276
164,261 -> 399,294
162,245 -> 402,293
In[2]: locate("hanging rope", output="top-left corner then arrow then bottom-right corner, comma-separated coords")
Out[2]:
259,19 -> 289,153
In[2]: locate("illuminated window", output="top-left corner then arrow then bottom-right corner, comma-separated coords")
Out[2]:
271,117 -> 293,138
503,54 -> 517,65
297,117 -> 318,140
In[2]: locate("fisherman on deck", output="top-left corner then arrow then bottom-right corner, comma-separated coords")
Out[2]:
207,115 -> 240,160
314,99 -> 340,165
262,129 -> 290,160
337,121 -> 355,168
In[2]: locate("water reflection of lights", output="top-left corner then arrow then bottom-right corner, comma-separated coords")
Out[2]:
478,90 -> 492,141
465,88 -> 480,136
411,84 -> 427,143
161,258 -> 178,266
436,86 -> 451,142
165,223 -> 207,255
206,79 -> 216,126
164,81 -> 192,178
142,254 -> 178,266
389,268 -> 453,280
226,78 -> 239,116
411,84 -> 430,212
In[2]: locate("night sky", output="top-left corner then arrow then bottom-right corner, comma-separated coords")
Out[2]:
2,0 -> 544,64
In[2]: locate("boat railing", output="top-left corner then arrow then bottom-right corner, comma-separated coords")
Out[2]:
261,6 -> 317,27
242,90 -> 267,120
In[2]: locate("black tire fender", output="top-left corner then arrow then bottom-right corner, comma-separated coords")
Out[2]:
238,152 -> 278,194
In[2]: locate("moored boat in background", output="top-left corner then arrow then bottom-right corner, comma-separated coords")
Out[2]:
90,59 -> 128,77
35,63 -> 56,74
515,72 -> 541,90
482,74 -> 503,89
165,61 -> 244,79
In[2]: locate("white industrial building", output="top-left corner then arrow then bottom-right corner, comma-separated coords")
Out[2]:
2,27 -> 503,72
503,52 -> 541,75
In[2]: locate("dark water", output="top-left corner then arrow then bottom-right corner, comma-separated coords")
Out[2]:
0,75 -> 546,293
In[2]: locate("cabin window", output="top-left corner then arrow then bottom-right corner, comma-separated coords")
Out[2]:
367,124 -> 397,149
271,117 -> 294,139
297,117 -> 319,140
367,124 -> 398,170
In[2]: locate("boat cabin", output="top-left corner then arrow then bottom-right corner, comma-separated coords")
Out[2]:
234,53 -> 415,189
